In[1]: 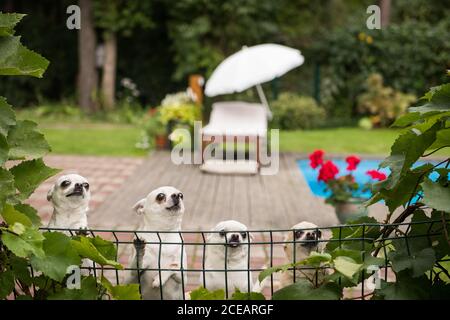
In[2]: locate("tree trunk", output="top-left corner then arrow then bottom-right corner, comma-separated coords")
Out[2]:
78,0 -> 98,113
380,0 -> 391,27
101,32 -> 117,110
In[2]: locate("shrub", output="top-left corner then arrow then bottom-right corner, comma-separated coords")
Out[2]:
357,73 -> 416,127
312,21 -> 450,115
271,93 -> 326,130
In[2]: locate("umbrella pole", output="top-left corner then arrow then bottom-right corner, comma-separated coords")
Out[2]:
256,84 -> 272,119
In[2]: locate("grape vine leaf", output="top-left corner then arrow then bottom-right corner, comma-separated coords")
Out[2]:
0,167 -> 15,209
7,120 -> 51,160
272,279 -> 342,300
0,36 -> 49,77
376,272 -> 430,300
389,248 -> 436,278
421,179 -> 450,212
1,203 -> 33,227
0,97 -> 15,137
0,270 -> 15,299
14,203 -> 41,226
10,158 -> 60,200
1,225 -> 45,258
0,13 -> 25,36
47,276 -> 98,300
31,232 -> 81,282
71,236 -> 122,269
101,276 -> 141,300
230,289 -> 265,300
189,287 -> 225,300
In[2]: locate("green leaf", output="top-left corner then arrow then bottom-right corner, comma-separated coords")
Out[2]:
10,255 -> 32,286
1,225 -> 45,258
0,96 -> 15,138
0,13 -> 25,36
333,256 -> 363,279
0,167 -> 15,209
14,203 -> 41,226
272,279 -> 342,300
378,164 -> 434,213
421,179 -> 450,212
326,216 -> 381,252
47,276 -> 99,300
88,236 -> 117,261
189,286 -> 225,300
71,236 -> 122,269
7,120 -> 51,160
30,232 -> 81,282
230,288 -> 265,300
101,276 -> 141,300
1,203 -> 32,227
391,112 -> 422,128
376,272 -> 431,300
10,158 -> 60,200
389,248 -> 436,277
0,134 -> 8,166
0,270 -> 15,299
0,36 -> 49,77
410,83 -> 450,112
380,121 -> 441,189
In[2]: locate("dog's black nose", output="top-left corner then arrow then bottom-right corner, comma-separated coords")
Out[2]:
74,183 -> 82,189
230,234 -> 240,242
306,232 -> 316,241
171,193 -> 180,204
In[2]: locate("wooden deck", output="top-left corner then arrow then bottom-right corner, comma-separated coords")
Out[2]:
91,151 -> 387,230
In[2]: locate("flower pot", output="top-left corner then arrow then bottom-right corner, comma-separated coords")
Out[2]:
155,135 -> 168,150
334,198 -> 368,224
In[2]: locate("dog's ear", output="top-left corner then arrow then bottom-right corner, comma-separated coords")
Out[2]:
249,232 -> 254,242
132,198 -> 146,215
47,185 -> 54,201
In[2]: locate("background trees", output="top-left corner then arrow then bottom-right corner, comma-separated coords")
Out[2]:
1,0 -> 448,115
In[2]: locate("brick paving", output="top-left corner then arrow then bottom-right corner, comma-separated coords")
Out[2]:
25,153 -> 392,299
26,155 -> 144,225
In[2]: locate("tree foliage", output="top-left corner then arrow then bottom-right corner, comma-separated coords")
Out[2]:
0,12 -> 140,300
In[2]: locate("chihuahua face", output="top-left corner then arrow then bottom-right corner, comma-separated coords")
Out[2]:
133,186 -> 185,217
208,220 -> 251,249
47,174 -> 91,210
284,221 -> 322,262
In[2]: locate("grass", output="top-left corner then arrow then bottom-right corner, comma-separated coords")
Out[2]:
25,112 -> 447,157
41,124 -> 147,157
278,128 -> 400,155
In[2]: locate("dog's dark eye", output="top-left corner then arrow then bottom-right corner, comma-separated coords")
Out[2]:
294,230 -> 304,239
83,182 -> 89,191
179,193 -> 183,199
219,230 -> 226,237
60,180 -> 71,188
156,193 -> 166,202
241,232 -> 247,239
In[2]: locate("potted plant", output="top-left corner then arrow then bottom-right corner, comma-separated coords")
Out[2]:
144,109 -> 168,150
308,150 -> 386,223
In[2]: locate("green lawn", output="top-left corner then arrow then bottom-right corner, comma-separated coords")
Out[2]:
279,128 -> 400,155
36,123 -> 447,157
41,124 -> 147,157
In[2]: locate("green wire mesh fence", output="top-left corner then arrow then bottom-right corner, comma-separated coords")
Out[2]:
31,219 -> 450,300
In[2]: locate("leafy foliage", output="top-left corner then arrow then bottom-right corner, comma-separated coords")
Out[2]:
0,12 -> 139,300
271,93 -> 326,130
260,82 -> 450,300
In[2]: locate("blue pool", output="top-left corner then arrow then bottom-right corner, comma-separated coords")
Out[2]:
297,159 -> 441,199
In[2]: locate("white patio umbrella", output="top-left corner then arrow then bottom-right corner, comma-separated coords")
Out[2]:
204,43 -> 305,118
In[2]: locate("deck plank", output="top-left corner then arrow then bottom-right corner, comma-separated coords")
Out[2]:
92,152 -> 345,230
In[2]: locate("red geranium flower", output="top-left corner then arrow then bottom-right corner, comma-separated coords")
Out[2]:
318,160 -> 339,182
309,150 -> 324,169
366,170 -> 387,181
345,155 -> 360,171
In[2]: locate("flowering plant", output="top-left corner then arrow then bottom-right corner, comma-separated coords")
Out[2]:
309,150 -> 386,205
